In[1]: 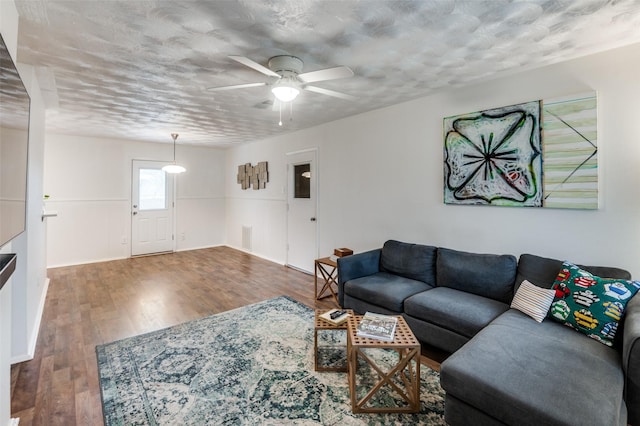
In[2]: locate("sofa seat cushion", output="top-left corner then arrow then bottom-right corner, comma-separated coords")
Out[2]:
344,272 -> 432,313
440,309 -> 627,426
404,287 -> 510,339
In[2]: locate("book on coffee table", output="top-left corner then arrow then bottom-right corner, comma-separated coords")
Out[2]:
356,312 -> 398,342
319,309 -> 350,325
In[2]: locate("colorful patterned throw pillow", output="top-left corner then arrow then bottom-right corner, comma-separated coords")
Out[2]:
549,262 -> 640,346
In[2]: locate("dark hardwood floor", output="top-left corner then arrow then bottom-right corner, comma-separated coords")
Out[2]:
10,246 -> 442,425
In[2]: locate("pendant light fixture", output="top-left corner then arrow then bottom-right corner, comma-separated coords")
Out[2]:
162,133 -> 186,174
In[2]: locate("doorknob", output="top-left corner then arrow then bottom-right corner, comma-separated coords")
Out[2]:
133,211 -> 138,215
310,217 -> 316,222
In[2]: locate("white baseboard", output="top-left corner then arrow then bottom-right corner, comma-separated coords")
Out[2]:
10,277 -> 50,365
46,255 -> 127,269
48,245 -> 227,268
175,243 -> 223,253
224,244 -> 286,267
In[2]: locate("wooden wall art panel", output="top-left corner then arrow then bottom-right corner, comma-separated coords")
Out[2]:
237,161 -> 269,190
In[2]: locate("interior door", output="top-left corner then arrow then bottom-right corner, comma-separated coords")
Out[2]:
131,160 -> 175,256
286,149 -> 317,273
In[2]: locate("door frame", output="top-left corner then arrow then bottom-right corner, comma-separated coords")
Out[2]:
130,159 -> 177,257
285,147 -> 319,272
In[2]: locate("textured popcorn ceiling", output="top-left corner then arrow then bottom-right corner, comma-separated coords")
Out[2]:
12,0 -> 640,147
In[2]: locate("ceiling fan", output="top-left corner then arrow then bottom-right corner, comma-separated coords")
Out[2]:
208,55 -> 356,103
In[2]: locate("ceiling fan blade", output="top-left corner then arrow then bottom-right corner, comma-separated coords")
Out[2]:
207,82 -> 267,92
229,55 -> 281,78
298,66 -> 353,83
304,85 -> 356,101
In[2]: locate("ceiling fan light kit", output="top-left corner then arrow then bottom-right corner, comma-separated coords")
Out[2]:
271,75 -> 300,102
272,85 -> 299,102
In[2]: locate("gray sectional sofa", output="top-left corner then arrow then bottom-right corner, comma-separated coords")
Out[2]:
337,240 -> 640,426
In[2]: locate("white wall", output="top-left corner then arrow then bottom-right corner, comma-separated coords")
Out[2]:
0,263 -> 11,426
44,134 -> 226,266
1,0 -> 49,424
226,42 -> 640,279
0,0 -> 19,419
11,63 -> 49,364
225,135 -> 313,263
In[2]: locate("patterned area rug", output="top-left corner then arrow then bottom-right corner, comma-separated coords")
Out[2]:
96,296 -> 445,425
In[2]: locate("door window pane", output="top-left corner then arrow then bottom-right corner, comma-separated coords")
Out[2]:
139,168 -> 167,210
294,164 -> 311,199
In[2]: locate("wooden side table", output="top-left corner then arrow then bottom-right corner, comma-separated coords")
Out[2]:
346,314 -> 421,413
314,257 -> 339,306
314,309 -> 353,372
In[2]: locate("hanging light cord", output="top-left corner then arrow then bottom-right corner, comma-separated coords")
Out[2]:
278,101 -> 294,126
171,133 -> 179,163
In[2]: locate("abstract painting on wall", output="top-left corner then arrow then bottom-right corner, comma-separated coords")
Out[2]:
443,92 -> 597,209
444,100 -> 543,207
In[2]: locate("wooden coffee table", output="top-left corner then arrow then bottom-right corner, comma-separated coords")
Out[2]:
346,314 -> 421,413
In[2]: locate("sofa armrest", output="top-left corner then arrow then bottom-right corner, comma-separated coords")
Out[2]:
623,294 -> 640,426
337,249 -> 381,307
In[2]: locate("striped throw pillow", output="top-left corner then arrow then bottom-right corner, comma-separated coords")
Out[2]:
511,280 -> 556,323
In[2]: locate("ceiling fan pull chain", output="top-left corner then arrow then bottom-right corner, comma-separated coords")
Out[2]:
279,102 -> 283,126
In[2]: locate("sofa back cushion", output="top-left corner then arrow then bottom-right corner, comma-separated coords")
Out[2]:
380,240 -> 437,285
436,248 -> 517,303
516,254 -> 631,291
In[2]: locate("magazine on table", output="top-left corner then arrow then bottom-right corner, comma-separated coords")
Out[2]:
356,312 -> 398,342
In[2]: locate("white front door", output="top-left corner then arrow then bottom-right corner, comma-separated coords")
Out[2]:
286,149 -> 317,273
131,160 -> 175,256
